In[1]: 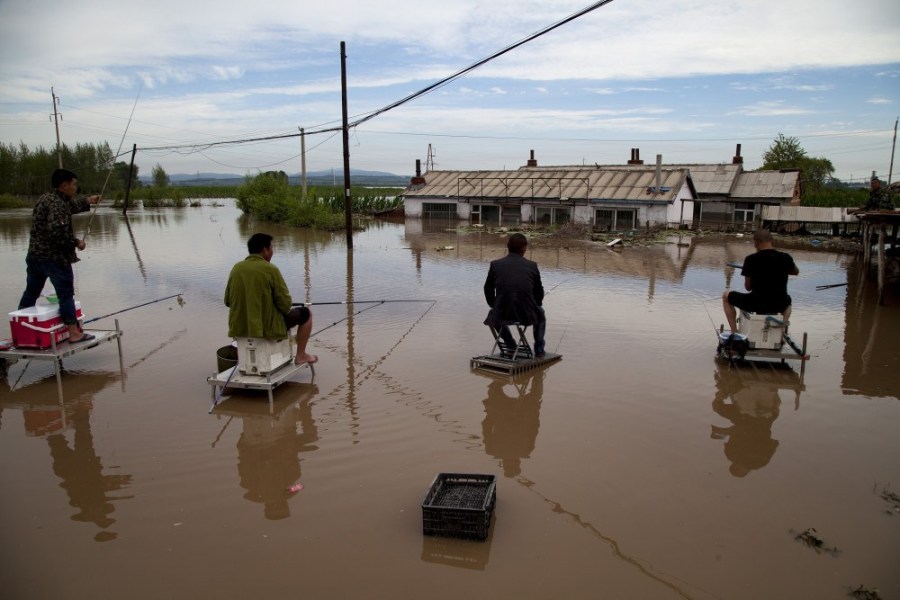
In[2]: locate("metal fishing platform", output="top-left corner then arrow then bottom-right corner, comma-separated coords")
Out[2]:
0,321 -> 125,402
471,352 -> 561,375
207,361 -> 315,411
472,322 -> 561,375
716,321 -> 809,375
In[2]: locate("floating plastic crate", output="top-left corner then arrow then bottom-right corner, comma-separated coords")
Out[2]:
421,473 -> 496,541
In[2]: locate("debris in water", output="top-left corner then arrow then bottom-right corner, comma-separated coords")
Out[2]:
435,245 -> 455,251
849,584 -> 882,599
791,527 -> 840,556
875,483 -> 900,515
287,483 -> 304,494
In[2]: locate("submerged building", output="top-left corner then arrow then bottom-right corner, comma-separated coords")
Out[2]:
399,145 -> 800,231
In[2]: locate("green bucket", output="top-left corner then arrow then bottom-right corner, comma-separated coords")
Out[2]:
216,345 -> 238,373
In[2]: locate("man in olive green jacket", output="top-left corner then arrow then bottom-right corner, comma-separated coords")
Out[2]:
225,233 -> 317,365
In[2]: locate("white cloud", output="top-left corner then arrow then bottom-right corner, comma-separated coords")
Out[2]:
0,0 -> 897,180
733,101 -> 815,117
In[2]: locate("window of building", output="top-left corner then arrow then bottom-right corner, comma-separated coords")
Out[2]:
534,206 -> 571,225
594,208 -> 636,230
734,202 -> 755,223
422,203 -> 457,218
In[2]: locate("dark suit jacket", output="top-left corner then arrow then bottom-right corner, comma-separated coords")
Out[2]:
483,252 -> 545,327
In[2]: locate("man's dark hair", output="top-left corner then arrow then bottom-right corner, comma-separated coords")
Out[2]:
507,232 -> 529,255
51,168 -> 78,189
247,232 -> 273,254
752,229 -> 773,244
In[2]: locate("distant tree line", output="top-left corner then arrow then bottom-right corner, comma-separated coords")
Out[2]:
0,141 -> 140,197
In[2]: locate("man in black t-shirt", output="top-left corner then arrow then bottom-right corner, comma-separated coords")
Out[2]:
722,229 -> 799,333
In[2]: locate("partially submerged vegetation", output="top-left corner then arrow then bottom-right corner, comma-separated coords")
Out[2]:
235,171 -> 402,229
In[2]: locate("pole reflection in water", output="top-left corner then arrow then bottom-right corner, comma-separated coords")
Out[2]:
0,373 -> 133,542
213,387 -> 319,520
710,361 -> 805,477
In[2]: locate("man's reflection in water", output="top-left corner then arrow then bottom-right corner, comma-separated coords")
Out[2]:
233,390 -> 319,520
481,370 -> 544,477
711,365 -> 798,477
2,375 -> 132,542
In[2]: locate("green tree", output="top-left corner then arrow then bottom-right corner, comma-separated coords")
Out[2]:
152,163 -> 169,188
762,133 -> 806,169
761,133 -> 835,196
799,156 -> 836,194
113,161 -> 140,190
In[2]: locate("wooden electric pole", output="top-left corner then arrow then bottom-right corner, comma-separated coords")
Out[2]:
340,41 -> 353,249
50,87 -> 63,168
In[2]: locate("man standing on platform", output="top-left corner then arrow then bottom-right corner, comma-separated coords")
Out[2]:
225,233 -> 317,365
18,168 -> 100,344
483,233 -> 547,357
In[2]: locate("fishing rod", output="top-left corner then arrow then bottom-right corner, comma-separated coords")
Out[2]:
84,84 -> 143,237
815,283 -> 848,290
292,299 -> 436,307
209,366 -> 238,413
83,293 -> 183,325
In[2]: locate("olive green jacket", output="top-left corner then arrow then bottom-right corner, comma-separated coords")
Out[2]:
224,255 -> 293,339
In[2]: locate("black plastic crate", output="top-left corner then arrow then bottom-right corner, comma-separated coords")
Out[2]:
421,473 -> 496,541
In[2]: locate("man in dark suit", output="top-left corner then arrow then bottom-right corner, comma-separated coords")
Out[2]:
483,233 -> 546,356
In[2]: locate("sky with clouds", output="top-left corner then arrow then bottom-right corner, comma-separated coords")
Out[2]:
1,0 -> 898,183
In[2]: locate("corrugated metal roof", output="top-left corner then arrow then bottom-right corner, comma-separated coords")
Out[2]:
403,168 -> 693,203
528,162 -> 740,196
730,171 -> 799,199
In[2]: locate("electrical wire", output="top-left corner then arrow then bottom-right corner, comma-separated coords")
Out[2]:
137,0 -> 618,155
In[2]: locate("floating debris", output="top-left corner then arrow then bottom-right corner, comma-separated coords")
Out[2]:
879,488 -> 900,516
849,584 -> 882,600
791,527 -> 841,556
287,483 -> 304,494
435,245 -> 455,251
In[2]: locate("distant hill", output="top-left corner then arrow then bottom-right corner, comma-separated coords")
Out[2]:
141,169 -> 410,188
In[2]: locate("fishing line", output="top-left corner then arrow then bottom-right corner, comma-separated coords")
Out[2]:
352,300 -> 437,384
544,277 -> 575,353
84,84 -> 143,237
309,301 -> 389,337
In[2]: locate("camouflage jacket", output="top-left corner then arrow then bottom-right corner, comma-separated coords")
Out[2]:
26,189 -> 91,264
865,187 -> 894,211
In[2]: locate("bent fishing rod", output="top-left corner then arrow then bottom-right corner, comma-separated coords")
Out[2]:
83,293 -> 183,325
84,84 -> 143,237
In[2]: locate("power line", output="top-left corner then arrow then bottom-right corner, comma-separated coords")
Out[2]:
137,0 -> 618,155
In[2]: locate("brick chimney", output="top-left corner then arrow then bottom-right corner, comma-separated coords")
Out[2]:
732,143 -> 743,165
410,159 -> 425,186
526,149 -> 538,168
627,148 -> 644,165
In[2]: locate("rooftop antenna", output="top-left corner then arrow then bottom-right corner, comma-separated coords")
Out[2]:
426,144 -> 435,172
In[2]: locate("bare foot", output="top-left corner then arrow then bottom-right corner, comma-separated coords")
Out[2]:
294,353 -> 318,365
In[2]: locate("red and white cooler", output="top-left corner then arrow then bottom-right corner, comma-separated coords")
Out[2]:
9,301 -> 83,349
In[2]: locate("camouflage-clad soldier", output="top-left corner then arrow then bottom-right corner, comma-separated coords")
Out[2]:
865,177 -> 894,211
18,168 -> 100,343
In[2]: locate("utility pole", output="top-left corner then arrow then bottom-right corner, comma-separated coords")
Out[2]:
50,87 -> 63,168
299,127 -> 307,198
340,41 -> 353,249
888,117 -> 898,187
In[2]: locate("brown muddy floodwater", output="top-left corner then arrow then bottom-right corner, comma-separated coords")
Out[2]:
1,203 -> 898,599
